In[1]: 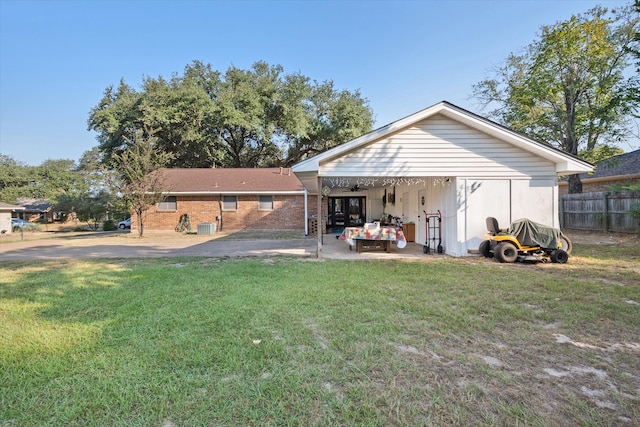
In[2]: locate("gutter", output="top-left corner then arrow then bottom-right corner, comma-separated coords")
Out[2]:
161,190 -> 307,196
304,188 -> 308,236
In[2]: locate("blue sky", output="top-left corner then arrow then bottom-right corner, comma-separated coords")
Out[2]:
0,0 -> 636,165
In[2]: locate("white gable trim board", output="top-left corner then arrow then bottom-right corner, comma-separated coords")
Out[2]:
292,101 -> 592,257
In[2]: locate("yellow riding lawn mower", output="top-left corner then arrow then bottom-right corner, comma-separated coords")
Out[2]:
479,217 -> 573,264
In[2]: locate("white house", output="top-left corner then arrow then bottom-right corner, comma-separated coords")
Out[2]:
0,202 -> 26,234
292,101 -> 593,257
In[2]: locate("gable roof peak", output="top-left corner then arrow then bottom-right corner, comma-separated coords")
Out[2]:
292,100 -> 592,175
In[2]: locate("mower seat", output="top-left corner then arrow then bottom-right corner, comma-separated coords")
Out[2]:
486,217 -> 503,235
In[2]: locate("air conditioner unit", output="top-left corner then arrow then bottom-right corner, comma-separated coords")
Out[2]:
197,223 -> 217,235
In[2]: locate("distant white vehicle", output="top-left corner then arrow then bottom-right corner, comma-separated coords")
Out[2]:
118,218 -> 131,229
11,218 -> 31,231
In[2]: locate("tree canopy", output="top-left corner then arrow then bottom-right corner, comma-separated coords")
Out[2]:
472,4 -> 639,193
0,155 -> 84,204
88,61 -> 374,168
0,153 -> 125,229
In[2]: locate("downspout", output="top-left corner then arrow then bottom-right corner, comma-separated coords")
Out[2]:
304,188 -> 308,236
218,196 -> 223,232
317,175 -> 323,258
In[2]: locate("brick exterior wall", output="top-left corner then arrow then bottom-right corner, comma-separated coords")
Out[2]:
559,177 -> 640,196
137,194 -> 317,232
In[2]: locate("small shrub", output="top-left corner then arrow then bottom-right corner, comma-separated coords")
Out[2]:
605,180 -> 640,192
103,220 -> 117,231
16,223 -> 40,232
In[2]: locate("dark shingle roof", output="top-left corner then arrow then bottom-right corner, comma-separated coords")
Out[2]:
159,168 -> 305,193
583,149 -> 640,179
15,198 -> 54,212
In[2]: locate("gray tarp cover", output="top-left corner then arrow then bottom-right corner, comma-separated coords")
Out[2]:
507,218 -> 561,249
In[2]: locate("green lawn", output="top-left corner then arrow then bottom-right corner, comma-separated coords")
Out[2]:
1,244 -> 639,426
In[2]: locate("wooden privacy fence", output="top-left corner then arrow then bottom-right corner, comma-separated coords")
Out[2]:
560,191 -> 640,233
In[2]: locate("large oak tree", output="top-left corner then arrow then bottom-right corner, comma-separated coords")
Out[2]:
88,61 -> 374,168
473,4 -> 639,193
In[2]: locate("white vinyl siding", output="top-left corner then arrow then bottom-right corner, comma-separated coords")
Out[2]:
462,179 -> 511,246
511,179 -> 557,227
320,115 -> 555,179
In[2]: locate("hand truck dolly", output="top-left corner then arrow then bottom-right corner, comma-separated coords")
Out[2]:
423,210 -> 443,254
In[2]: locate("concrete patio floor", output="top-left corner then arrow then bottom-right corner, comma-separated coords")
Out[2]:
319,234 -> 442,261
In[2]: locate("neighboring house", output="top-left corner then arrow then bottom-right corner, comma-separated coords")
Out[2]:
0,202 -> 26,234
558,149 -> 640,195
293,101 -> 593,257
15,198 -> 55,223
139,168 -> 313,233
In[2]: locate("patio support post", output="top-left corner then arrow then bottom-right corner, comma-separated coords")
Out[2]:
317,175 -> 323,257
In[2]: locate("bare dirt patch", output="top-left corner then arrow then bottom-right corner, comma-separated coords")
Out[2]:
564,229 -> 638,246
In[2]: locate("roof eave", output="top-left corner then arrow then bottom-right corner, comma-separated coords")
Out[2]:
555,160 -> 595,175
163,190 -> 306,196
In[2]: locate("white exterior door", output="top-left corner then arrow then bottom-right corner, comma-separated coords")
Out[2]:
402,192 -> 409,222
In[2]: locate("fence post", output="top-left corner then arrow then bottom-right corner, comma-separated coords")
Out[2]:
602,192 -> 609,232
559,194 -> 565,229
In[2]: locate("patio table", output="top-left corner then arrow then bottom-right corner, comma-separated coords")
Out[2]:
341,225 -> 406,253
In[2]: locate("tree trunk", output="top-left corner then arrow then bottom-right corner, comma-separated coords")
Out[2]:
136,210 -> 144,237
567,174 -> 583,194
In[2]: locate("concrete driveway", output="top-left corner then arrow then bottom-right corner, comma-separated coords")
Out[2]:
0,230 -> 433,261
0,231 -> 315,260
